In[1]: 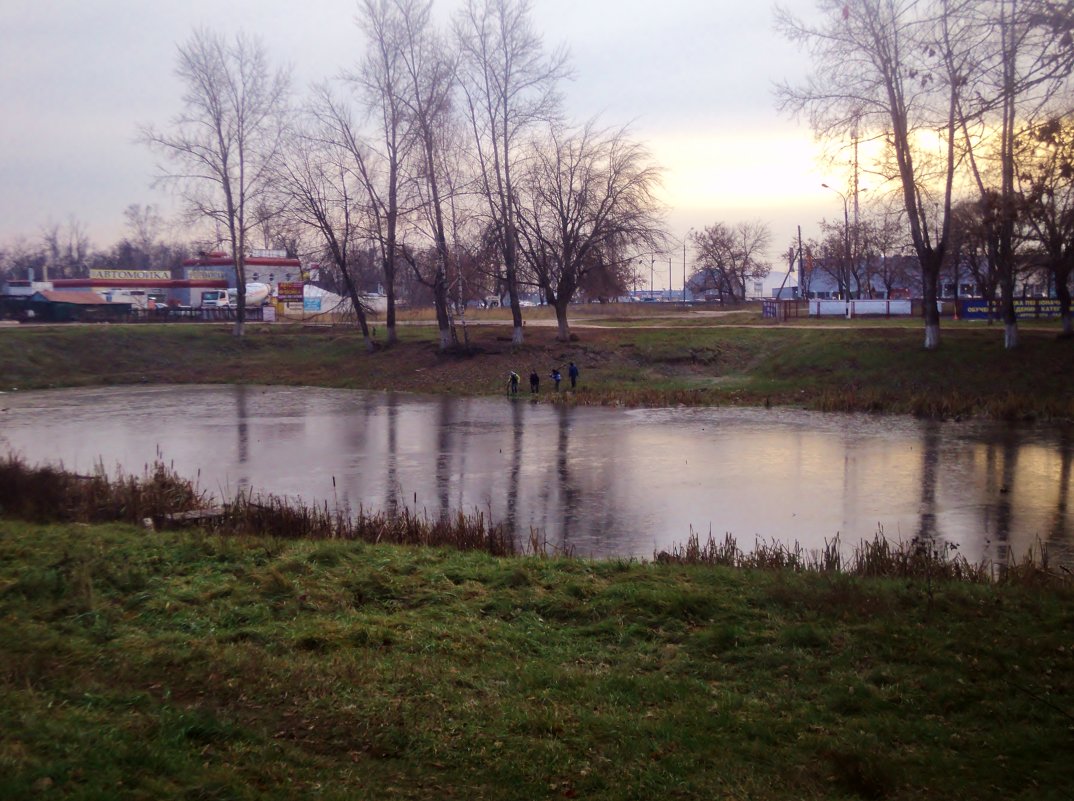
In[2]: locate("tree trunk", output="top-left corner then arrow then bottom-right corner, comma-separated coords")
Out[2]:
386,285 -> 398,345
508,281 -> 524,345
1004,322 -> 1019,349
338,268 -> 373,350
1056,267 -> 1072,339
921,257 -> 942,351
385,254 -> 398,346
1000,274 -> 1018,350
555,301 -> 570,341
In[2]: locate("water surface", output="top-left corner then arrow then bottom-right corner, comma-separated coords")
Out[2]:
1,385 -> 1070,564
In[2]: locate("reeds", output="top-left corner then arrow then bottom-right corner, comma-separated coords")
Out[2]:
0,454 -> 204,524
655,526 -> 1063,585
0,455 -> 517,557
217,490 -> 516,555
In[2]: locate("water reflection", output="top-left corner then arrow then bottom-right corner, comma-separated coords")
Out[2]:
0,385 -> 1070,566
917,420 -> 940,542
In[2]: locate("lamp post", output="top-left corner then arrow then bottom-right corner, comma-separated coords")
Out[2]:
683,228 -> 695,304
822,183 -> 851,317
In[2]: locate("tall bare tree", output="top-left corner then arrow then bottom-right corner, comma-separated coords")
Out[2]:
956,0 -> 1074,348
350,0 -> 421,346
777,0 -> 969,349
456,0 -> 569,345
513,122 -> 663,340
276,114 -> 376,351
384,0 -> 460,351
143,28 -> 290,336
690,221 -> 772,302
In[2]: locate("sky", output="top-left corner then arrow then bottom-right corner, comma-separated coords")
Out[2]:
0,0 -> 838,289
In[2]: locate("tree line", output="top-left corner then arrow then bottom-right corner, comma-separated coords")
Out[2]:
778,0 -> 1074,348
135,0 -> 665,347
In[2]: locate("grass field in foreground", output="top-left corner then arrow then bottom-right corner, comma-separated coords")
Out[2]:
1,519 -> 1072,800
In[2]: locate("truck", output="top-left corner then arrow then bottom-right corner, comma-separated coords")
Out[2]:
199,283 -> 272,308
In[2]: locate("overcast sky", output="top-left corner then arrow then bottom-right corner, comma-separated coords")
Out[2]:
0,0 -> 836,285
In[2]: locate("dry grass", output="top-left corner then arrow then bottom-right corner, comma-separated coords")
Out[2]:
656,526 -> 1067,586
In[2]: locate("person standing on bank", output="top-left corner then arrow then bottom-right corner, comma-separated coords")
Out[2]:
568,362 -> 579,389
529,370 -> 540,394
551,367 -> 562,391
507,371 -> 520,395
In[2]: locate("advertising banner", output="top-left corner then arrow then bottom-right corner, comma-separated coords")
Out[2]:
303,297 -> 322,312
277,281 -> 304,303
960,298 -> 1063,320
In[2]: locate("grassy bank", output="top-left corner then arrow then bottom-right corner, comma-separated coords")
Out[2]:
1,518 -> 1071,800
1,316 -> 1073,419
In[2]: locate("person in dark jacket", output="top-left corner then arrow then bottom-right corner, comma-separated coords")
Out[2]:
568,362 -> 579,389
529,370 -> 540,394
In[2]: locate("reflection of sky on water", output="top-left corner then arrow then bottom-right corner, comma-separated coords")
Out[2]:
0,385 -> 1070,566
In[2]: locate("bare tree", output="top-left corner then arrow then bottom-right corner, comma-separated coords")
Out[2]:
778,0 -> 971,349
276,117 -> 376,350
689,221 -> 772,302
456,0 -> 569,344
955,0 -> 1074,348
1019,116 -> 1074,336
513,122 -> 663,340
349,0 -> 422,346
123,204 -> 163,257
41,216 -> 91,279
387,0 -> 460,351
0,236 -> 47,282
143,28 -> 290,336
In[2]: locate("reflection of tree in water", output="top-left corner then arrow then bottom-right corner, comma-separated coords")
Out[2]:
1046,427 -> 1073,554
554,405 -> 579,550
916,420 -> 941,542
435,395 -> 455,521
504,399 -> 524,533
233,384 -> 249,490
536,406 -> 620,556
384,393 -> 401,516
982,427 -> 1019,564
335,393 -> 378,516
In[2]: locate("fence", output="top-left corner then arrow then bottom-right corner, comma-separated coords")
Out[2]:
809,299 -> 913,318
761,300 -> 808,321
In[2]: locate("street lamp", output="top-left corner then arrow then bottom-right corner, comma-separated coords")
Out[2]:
683,228 -> 695,304
822,183 -> 851,315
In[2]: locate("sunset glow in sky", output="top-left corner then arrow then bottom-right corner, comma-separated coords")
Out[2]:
0,0 -> 839,286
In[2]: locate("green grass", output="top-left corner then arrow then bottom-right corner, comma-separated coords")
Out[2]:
1,519 -> 1071,800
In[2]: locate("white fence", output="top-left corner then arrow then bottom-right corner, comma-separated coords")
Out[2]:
809,299 -> 913,318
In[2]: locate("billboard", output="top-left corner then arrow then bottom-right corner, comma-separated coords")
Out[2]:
277,281 -> 304,303
960,298 -> 1064,320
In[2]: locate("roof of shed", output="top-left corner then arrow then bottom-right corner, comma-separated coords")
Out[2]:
35,290 -> 112,305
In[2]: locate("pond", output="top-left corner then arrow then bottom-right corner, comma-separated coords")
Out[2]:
1,385 -> 1070,565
